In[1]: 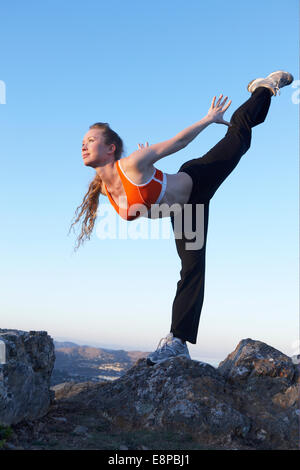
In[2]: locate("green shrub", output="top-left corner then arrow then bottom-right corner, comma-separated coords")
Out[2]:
0,425 -> 13,448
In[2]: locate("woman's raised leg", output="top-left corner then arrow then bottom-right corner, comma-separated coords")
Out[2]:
170,87 -> 272,344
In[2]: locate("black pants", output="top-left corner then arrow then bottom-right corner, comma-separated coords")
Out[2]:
170,87 -> 272,344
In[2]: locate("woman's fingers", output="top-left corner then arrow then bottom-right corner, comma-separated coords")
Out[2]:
138,142 -> 149,149
213,95 -> 231,109
221,96 -> 228,107
222,99 -> 232,112
216,94 -> 223,106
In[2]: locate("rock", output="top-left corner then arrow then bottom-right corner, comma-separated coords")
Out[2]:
51,381 -> 100,401
52,416 -> 67,423
0,329 -> 55,426
56,338 -> 298,450
73,425 -> 88,435
65,357 -> 251,447
3,442 -> 24,450
217,339 -> 299,449
2,335 -> 298,450
218,338 -> 295,382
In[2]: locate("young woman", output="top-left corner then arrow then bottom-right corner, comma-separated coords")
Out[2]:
70,70 -> 293,365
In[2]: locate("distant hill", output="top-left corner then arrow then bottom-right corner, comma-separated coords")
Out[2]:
51,341 -> 149,386
53,341 -> 79,348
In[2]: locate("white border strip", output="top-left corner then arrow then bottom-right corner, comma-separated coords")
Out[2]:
0,340 -> 6,364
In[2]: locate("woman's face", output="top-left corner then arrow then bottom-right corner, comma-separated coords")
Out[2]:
81,128 -> 116,168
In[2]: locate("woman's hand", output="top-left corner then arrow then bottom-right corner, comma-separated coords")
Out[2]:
137,142 -> 149,150
206,94 -> 232,126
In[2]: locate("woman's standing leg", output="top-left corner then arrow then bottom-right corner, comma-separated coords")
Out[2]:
170,87 -> 272,344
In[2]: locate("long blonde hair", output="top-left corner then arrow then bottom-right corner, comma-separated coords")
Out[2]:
69,123 -> 124,251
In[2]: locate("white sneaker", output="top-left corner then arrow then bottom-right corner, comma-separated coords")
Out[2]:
146,333 -> 191,365
247,70 -> 294,96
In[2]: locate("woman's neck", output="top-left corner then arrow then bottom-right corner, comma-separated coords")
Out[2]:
95,160 -> 119,191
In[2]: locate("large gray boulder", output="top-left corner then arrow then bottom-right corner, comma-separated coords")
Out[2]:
0,329 -> 55,425
218,338 -> 299,448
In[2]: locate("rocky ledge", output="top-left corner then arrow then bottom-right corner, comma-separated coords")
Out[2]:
0,331 -> 299,450
51,338 -> 298,450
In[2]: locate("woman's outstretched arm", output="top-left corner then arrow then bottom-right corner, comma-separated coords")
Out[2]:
131,94 -> 232,168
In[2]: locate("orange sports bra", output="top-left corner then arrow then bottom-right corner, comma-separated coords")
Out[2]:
104,159 -> 167,221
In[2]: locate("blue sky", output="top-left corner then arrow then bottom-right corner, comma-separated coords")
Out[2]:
0,0 -> 298,364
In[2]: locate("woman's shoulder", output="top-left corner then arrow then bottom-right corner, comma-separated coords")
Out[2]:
118,156 -> 157,184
